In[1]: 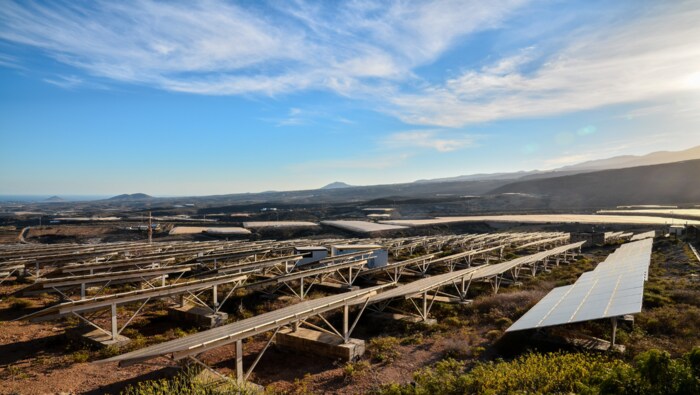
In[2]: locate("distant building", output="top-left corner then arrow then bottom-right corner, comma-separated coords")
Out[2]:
294,246 -> 328,266
669,225 -> 685,236
331,244 -> 388,269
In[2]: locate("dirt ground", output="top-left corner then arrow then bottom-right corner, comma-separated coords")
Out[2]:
0,317 -> 474,394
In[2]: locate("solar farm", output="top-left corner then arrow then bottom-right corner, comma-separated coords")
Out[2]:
2,225 -> 697,394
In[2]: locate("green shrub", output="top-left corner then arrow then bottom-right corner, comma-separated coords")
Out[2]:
120,368 -> 259,395
400,333 -> 424,346
70,350 -> 90,363
644,291 -> 673,307
97,345 -> 121,359
369,336 -> 401,363
484,329 -> 501,341
441,316 -> 464,328
638,304 -> 700,338
634,349 -> 698,395
377,348 -> 700,395
494,317 -> 512,329
411,358 -> 467,395
471,346 -> 485,358
687,347 -> 700,377
7,297 -> 31,310
343,360 -> 370,379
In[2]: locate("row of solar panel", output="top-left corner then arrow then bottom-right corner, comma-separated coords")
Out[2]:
507,238 -> 653,332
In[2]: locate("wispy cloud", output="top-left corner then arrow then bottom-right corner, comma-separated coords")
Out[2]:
1,0 -> 699,131
0,0 -> 524,97
388,2 -> 700,126
383,129 -> 476,152
261,107 -> 355,127
0,53 -> 23,69
275,108 -> 305,127
43,75 -> 84,89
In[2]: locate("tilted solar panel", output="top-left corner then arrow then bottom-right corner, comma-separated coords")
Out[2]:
506,239 -> 652,332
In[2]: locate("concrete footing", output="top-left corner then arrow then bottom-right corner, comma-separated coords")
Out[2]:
566,336 -> 626,353
67,328 -> 130,348
275,327 -> 365,361
366,311 -> 437,326
168,305 -> 228,328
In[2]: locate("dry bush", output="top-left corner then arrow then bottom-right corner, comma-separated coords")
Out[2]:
669,288 -> 700,307
469,289 -> 546,323
638,304 -> 700,339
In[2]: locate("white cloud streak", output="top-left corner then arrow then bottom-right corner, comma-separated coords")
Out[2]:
42,74 -> 84,89
0,0 -> 523,97
383,130 -> 476,152
389,2 -> 700,126
1,0 -> 699,130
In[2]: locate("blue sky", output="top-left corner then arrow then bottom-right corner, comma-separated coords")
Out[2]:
1,0 -> 699,196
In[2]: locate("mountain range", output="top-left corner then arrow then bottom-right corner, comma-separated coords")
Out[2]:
412,144 -> 700,184
492,159 -> 700,208
27,145 -> 700,209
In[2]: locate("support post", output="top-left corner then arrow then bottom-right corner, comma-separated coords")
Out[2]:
343,304 -> 349,342
111,303 -> 118,340
611,317 -> 618,347
235,340 -> 244,382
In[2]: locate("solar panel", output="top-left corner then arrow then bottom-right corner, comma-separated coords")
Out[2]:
506,239 -> 652,332
94,285 -> 388,366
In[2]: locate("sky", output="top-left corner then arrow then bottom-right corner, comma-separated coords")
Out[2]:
1,0 -> 700,196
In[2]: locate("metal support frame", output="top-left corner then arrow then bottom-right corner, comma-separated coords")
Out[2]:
164,297 -> 375,384
297,299 -> 371,343
0,266 -> 22,286
181,279 -> 246,313
69,298 -> 149,341
270,261 -> 368,300
406,289 -> 439,321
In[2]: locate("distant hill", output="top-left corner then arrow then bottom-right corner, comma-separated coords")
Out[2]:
108,193 -> 153,201
44,146 -> 700,210
414,170 -> 541,183
417,145 -> 700,184
490,159 -> 700,208
43,195 -> 65,203
557,145 -> 700,172
321,182 -> 353,189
